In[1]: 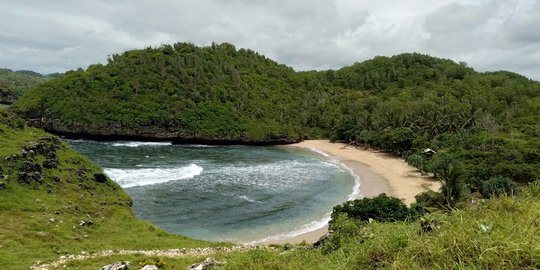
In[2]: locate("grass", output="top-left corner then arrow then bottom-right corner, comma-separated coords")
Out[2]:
216,184 -> 540,269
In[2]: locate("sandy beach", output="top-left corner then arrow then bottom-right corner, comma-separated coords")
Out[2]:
261,140 -> 441,245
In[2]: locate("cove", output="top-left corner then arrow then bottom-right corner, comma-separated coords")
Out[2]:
68,140 -> 358,243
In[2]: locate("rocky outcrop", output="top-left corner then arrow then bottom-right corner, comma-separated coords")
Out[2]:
186,257 -> 223,270
100,261 -> 129,270
140,265 -> 159,270
22,117 -> 301,145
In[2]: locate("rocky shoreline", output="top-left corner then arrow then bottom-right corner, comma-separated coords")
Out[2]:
22,117 -> 301,146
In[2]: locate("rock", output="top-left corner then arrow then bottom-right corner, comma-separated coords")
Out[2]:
140,265 -> 159,270
313,233 -> 330,249
43,158 -> 59,169
100,261 -> 130,270
21,161 -> 42,173
77,169 -> 86,178
94,173 -> 108,183
186,257 -> 223,270
79,219 -> 93,226
18,171 -> 44,184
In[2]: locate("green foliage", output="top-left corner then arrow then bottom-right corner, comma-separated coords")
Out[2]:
415,190 -> 445,208
405,153 -> 427,173
480,176 -> 518,198
0,68 -> 49,104
330,194 -> 421,225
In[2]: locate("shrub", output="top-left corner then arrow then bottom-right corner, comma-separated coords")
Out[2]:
330,194 -> 420,226
415,190 -> 445,208
480,176 -> 518,198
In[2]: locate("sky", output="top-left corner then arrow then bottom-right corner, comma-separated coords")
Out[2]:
0,0 -> 539,80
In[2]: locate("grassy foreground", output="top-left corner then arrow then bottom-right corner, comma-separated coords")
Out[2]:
217,186 -> 540,269
45,182 -> 540,269
0,109 -> 221,270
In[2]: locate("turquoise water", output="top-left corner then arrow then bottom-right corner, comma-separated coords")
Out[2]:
68,140 -> 358,243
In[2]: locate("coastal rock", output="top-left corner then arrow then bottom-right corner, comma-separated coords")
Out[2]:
186,257 -> 223,270
18,171 -> 44,184
94,173 -> 108,183
313,233 -> 331,249
140,265 -> 159,270
21,161 -> 42,173
100,261 -> 129,270
43,158 -> 59,169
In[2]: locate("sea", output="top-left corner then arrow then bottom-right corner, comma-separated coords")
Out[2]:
68,140 -> 359,243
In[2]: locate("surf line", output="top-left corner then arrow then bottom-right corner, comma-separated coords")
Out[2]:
246,147 -> 362,245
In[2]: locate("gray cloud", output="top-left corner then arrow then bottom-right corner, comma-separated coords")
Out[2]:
0,0 -> 539,80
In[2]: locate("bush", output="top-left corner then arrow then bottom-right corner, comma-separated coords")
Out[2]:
480,176 -> 518,198
415,190 -> 445,208
330,194 -> 420,226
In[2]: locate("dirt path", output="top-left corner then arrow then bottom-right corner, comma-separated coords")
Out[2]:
32,245 -> 269,270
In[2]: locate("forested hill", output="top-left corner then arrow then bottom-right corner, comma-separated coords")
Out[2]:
0,68 -> 55,104
13,43 -> 334,143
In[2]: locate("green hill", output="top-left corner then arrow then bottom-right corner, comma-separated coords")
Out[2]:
0,68 -> 54,104
0,109 -> 217,269
12,43 -> 337,143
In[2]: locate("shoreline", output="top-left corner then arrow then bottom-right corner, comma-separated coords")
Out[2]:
258,140 -> 441,245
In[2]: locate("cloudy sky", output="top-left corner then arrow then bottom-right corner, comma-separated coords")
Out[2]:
1,0 -> 539,80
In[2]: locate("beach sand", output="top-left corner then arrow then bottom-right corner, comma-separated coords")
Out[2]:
259,140 -> 441,245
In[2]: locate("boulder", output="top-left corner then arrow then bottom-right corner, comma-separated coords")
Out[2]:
18,171 -> 44,184
186,257 -> 223,270
140,265 -> 159,270
94,173 -> 108,183
313,233 -> 330,249
43,158 -> 59,169
21,161 -> 42,173
100,261 -> 130,270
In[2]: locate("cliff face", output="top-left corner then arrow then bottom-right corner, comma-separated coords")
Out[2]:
24,116 -> 301,145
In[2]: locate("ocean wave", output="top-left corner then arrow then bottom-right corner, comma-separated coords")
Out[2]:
111,141 -> 172,147
104,164 -> 203,188
305,147 -> 362,200
188,144 -> 216,148
308,147 -> 331,157
237,195 -> 261,203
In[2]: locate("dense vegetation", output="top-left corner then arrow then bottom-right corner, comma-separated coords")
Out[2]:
12,43 -> 333,143
0,68 -> 54,104
0,109 -> 219,270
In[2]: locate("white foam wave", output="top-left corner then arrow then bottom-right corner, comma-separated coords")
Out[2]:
308,147 -> 331,157
111,141 -> 172,147
105,164 -> 203,188
246,212 -> 331,245
189,144 -> 216,148
237,195 -> 261,203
